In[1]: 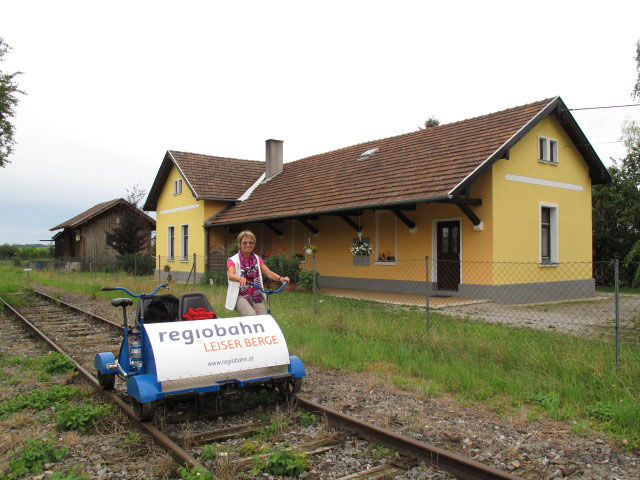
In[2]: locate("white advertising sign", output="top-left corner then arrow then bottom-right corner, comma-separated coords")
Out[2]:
144,315 -> 290,382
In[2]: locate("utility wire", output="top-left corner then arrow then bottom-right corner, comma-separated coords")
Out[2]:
570,104 -> 640,111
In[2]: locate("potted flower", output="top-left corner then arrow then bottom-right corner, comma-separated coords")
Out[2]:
163,264 -> 172,282
350,240 -> 372,257
305,244 -> 317,255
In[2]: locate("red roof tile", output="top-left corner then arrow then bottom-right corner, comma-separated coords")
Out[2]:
207,98 -> 562,225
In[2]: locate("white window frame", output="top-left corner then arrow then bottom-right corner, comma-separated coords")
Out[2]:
180,224 -> 189,261
167,226 -> 175,260
539,203 -> 558,265
174,178 -> 183,195
375,210 -> 397,265
538,135 -> 558,164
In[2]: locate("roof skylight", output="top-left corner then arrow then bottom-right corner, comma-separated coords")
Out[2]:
357,147 -> 379,160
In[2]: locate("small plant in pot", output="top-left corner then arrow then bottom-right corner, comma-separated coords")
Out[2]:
304,245 -> 317,255
163,264 -> 172,281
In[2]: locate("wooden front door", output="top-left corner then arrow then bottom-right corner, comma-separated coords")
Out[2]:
437,221 -> 460,291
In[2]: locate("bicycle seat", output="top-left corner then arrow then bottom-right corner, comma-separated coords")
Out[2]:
111,298 -> 133,308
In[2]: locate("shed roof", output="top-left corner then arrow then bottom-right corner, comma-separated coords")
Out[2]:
50,198 -> 155,231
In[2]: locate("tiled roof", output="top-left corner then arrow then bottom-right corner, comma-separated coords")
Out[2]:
207,97 -> 578,225
170,151 -> 264,200
50,199 -> 155,231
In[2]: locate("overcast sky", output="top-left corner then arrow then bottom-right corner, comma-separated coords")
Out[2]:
1,1 -> 639,244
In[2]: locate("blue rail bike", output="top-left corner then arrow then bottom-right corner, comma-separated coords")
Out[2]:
94,283 -> 305,421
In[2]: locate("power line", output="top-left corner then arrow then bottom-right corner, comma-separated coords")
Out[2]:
570,104 -> 640,111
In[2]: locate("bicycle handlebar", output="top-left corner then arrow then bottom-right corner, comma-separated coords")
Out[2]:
100,284 -> 169,298
247,281 -> 287,295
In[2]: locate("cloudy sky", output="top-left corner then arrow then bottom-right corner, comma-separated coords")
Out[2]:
1,1 -> 639,244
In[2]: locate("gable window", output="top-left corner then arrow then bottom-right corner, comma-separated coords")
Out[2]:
540,204 -> 558,265
174,179 -> 183,195
167,226 -> 175,260
181,225 -> 189,261
538,136 -> 558,164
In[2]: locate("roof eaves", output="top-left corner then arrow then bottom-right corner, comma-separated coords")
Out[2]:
449,97 -> 560,196
204,195 -> 452,227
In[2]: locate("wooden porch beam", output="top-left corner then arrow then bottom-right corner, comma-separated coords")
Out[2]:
297,219 -> 319,235
339,214 -> 361,232
391,209 -> 416,229
263,222 -> 283,236
457,204 -> 481,226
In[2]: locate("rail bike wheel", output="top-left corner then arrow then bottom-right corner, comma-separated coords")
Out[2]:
97,372 -> 115,391
132,398 -> 155,422
276,377 -> 302,395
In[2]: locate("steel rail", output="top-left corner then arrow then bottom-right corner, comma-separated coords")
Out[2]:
0,297 -> 206,472
296,396 -> 524,480
32,289 -> 123,330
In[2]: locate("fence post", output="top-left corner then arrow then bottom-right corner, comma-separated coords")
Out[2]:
615,259 -> 620,369
158,255 -> 161,282
134,254 -> 138,277
194,253 -> 197,286
312,254 -> 317,321
425,256 -> 431,334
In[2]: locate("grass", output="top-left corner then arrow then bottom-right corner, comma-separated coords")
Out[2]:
2,264 -> 639,448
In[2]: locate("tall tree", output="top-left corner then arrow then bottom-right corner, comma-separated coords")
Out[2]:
0,37 -> 25,168
418,116 -> 440,130
633,38 -> 640,100
110,184 -> 150,255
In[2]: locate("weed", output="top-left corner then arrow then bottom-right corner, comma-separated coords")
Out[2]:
525,392 -> 560,412
252,418 -> 289,440
177,465 -> 216,480
239,441 -> 268,456
49,469 -> 90,480
586,401 -> 615,421
371,444 -> 396,460
201,443 -> 220,461
295,410 -> 317,427
55,402 -> 112,432
0,385 -> 83,419
254,449 -> 308,476
124,432 -> 141,444
6,438 -> 68,478
36,352 -> 75,375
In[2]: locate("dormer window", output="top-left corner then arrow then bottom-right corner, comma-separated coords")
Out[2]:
538,136 -> 558,164
358,147 -> 379,160
174,179 -> 183,195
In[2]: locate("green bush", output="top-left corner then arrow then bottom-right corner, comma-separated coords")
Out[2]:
200,270 -> 227,286
119,254 -> 155,276
0,244 -> 19,258
177,466 -> 215,480
18,246 -> 51,260
297,269 -> 320,291
264,254 -> 300,283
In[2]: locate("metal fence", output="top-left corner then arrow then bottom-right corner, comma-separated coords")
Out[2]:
304,257 -> 639,366
3,255 -> 157,277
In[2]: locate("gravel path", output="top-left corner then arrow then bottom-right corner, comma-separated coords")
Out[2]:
4,286 -> 639,479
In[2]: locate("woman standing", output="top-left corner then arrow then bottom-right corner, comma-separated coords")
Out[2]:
226,230 -> 290,315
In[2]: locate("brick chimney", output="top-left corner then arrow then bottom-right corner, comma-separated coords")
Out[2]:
265,139 -> 283,180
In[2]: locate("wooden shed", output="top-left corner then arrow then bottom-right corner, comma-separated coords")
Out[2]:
50,199 -> 155,260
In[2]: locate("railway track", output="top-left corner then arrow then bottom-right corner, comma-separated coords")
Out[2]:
0,288 -> 524,480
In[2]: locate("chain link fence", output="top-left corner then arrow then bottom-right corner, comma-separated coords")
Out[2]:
2,254 -> 157,277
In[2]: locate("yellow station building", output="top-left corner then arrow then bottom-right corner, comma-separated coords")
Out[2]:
144,97 -> 610,303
